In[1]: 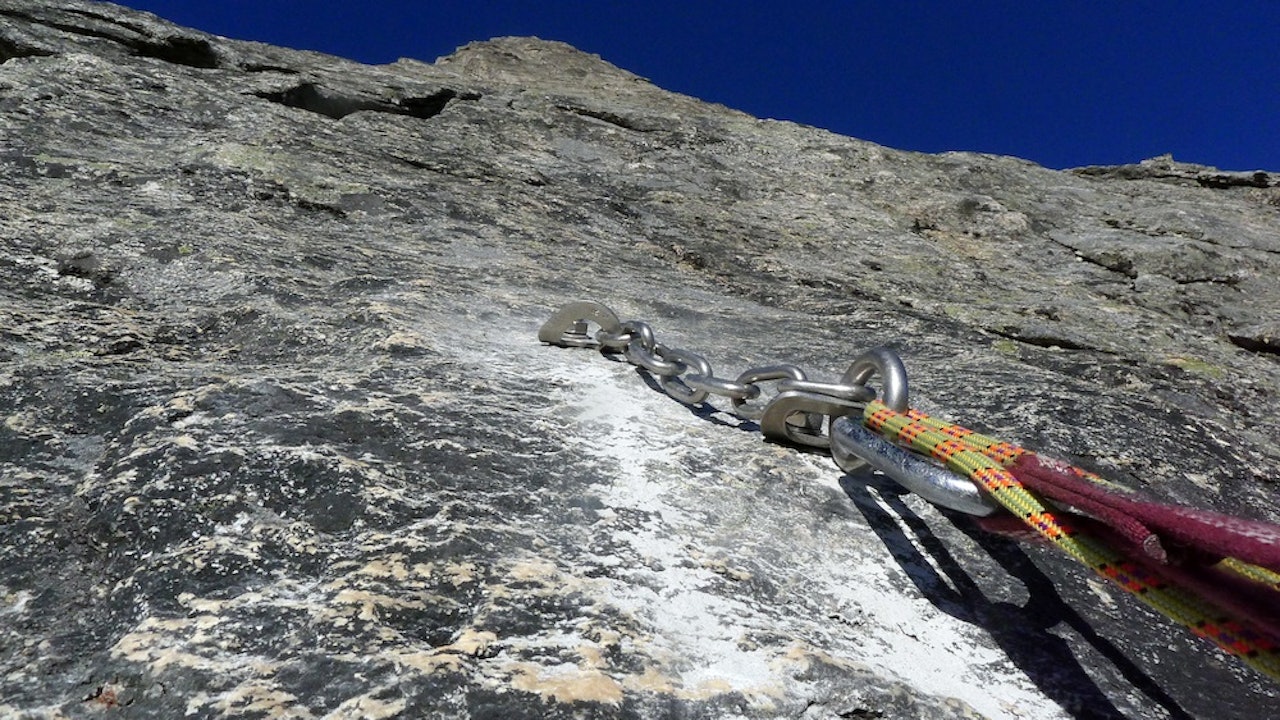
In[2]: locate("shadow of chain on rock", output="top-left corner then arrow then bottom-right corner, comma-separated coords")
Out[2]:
839,471 -> 1193,720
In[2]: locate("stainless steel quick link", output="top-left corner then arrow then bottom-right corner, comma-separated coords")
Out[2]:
625,340 -> 683,376
730,365 -> 808,420
538,301 -> 997,517
842,347 -> 909,414
656,347 -> 713,404
683,373 -> 760,401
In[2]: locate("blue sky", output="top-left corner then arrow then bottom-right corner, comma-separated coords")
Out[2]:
114,1 -> 1279,171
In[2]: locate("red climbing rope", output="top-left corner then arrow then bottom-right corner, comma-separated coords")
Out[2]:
863,400 -> 1280,681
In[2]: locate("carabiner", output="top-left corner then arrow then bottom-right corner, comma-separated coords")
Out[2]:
830,416 -> 999,516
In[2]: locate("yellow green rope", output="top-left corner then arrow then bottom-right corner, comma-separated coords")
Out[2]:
863,400 -> 1280,681
1220,558 -> 1280,591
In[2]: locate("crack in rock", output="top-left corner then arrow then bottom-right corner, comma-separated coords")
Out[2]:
253,82 -> 480,121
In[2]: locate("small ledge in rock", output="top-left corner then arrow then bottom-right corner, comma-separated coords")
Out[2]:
1074,252 -> 1137,279
63,6 -> 221,69
398,89 -> 482,117
0,7 -> 221,68
988,325 -> 1095,352
56,250 -> 116,289
241,63 -> 300,74
1072,154 -> 1275,189
128,34 -> 220,69
0,35 -> 55,62
1227,330 -> 1280,357
1171,274 -> 1241,287
291,196 -> 348,218
254,82 -> 479,121
555,103 -> 655,133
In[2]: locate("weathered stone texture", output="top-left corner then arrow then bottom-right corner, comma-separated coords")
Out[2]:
2,1 -> 1279,718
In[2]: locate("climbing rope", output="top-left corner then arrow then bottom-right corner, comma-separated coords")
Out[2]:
1223,558 -> 1280,591
864,400 -> 1280,680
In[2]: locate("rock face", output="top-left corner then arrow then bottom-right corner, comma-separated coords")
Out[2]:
2,1 -> 1279,718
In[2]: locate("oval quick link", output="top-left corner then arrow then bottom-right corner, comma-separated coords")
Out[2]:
836,347 -> 910,471
841,347 -> 909,413
731,364 -> 808,420
625,340 -> 683,376
657,348 -> 713,404
684,373 -> 760,401
829,416 -> 999,516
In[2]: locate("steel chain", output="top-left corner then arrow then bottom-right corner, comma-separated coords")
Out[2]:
539,300 -> 999,516
542,301 -> 881,446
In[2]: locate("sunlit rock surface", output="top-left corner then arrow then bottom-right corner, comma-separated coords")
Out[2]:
2,1 -> 1279,717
